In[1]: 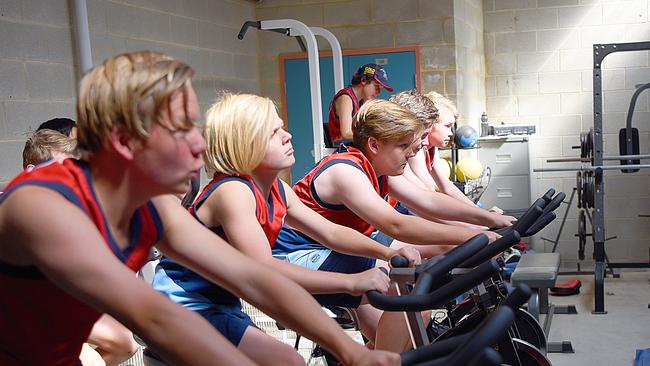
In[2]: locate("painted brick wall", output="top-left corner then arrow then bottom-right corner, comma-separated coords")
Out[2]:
484,0 -> 650,264
0,0 -> 259,188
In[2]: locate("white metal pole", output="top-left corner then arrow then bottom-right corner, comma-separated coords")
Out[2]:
261,19 -> 324,162
73,0 -> 93,74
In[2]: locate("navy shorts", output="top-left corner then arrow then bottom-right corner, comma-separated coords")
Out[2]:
196,304 -> 258,346
313,251 -> 376,308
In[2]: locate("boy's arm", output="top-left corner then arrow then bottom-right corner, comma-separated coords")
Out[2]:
406,150 -> 439,192
1,187 -> 256,366
153,196 -> 399,366
335,96 -> 355,141
429,154 -> 478,206
387,175 -> 513,228
199,181 -> 390,296
322,164 -> 490,245
282,181 -> 420,266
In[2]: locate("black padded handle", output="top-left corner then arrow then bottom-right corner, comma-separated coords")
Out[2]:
367,260 -> 500,312
391,255 -> 410,268
411,308 -> 514,366
237,21 -> 261,40
524,211 -> 556,237
512,204 -> 544,236
500,284 -> 532,310
401,333 -> 471,365
458,231 -> 520,268
542,191 -> 566,215
542,188 -> 556,203
468,348 -> 503,366
441,307 -> 514,366
412,234 -> 488,295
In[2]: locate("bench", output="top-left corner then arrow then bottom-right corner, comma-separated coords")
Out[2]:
511,252 -> 576,354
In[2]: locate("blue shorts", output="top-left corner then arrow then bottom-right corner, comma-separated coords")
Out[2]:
312,251 -> 376,308
196,304 -> 258,346
370,229 -> 394,247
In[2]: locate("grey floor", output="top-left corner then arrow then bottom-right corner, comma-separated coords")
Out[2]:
120,272 -> 650,366
546,271 -> 650,366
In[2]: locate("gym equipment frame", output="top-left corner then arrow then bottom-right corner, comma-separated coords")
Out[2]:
534,41 -> 650,314
238,19 -> 344,162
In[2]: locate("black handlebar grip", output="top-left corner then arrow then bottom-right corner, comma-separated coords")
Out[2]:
524,211 -> 556,237
458,231 -> 521,268
500,284 -> 532,310
443,307 -> 514,366
412,234 -> 488,295
542,188 -> 556,203
513,205 -> 544,236
237,21 -> 261,40
469,348 -> 504,366
367,260 -> 500,312
400,333 -> 471,365
390,255 -> 409,268
542,191 -> 566,215
493,226 -> 513,236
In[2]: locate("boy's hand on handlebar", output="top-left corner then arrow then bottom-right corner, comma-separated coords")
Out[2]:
488,205 -> 504,214
350,349 -> 400,366
350,268 -> 390,296
391,247 -> 421,267
484,230 -> 502,243
489,213 -> 517,228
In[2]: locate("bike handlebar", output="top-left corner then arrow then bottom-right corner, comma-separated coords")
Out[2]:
367,260 -> 500,312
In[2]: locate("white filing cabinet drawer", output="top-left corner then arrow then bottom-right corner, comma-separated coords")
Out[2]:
479,175 -> 530,210
477,136 -> 531,210
478,139 -> 529,176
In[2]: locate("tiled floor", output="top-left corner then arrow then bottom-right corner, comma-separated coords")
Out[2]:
547,272 -> 650,366
121,271 -> 650,366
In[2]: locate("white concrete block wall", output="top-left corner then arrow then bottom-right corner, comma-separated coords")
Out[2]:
453,0 -> 487,126
485,0 -> 650,263
0,0 -> 259,188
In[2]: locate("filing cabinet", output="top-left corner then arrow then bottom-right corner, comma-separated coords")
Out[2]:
477,136 -> 532,210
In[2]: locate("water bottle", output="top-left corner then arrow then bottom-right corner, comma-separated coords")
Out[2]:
480,112 -> 489,137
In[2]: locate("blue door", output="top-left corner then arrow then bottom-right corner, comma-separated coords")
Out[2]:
283,50 -> 417,182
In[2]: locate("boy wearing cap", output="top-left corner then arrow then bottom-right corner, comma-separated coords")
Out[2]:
327,63 -> 393,146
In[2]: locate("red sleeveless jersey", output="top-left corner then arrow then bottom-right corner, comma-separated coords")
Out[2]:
328,87 -> 361,144
425,147 -> 434,172
189,173 -> 287,247
292,145 -> 388,236
0,159 -> 163,366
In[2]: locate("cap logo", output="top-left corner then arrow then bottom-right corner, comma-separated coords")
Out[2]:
364,66 -> 376,75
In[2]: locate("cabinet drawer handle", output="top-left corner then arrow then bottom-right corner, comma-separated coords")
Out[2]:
496,188 -> 513,198
496,154 -> 512,163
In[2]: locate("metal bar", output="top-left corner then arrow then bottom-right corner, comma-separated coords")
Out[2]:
261,19 -> 325,163
589,40 -> 650,314
607,263 -> 650,269
73,0 -> 93,74
396,282 -> 429,348
593,44 -> 606,315
309,27 -> 344,91
547,154 -> 650,163
534,163 -> 650,172
550,188 -> 576,253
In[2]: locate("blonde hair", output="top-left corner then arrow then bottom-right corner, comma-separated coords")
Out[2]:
76,51 -> 195,159
424,92 -> 458,123
22,129 -> 77,168
389,90 -> 438,129
352,99 -> 423,149
203,93 -> 277,176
